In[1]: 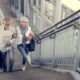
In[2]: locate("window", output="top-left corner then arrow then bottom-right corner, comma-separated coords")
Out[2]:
33,12 -> 37,26
33,0 -> 36,5
61,11 -> 66,19
9,0 -> 11,4
61,5 -> 67,20
38,0 -> 41,8
11,0 -> 14,5
15,0 -> 18,9
45,1 -> 54,21
8,0 -> 11,6
39,0 -> 41,4
21,0 -> 24,14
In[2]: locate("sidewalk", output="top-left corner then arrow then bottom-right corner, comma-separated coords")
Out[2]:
0,67 -> 74,80
42,66 -> 80,80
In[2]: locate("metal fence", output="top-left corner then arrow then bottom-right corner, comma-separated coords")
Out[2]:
31,10 -> 80,70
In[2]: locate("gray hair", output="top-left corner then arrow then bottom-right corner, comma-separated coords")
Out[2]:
19,16 -> 29,22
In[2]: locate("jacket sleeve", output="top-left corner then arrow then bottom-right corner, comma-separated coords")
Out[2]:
10,27 -> 17,45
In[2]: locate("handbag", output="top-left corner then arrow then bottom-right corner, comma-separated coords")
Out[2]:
29,38 -> 35,51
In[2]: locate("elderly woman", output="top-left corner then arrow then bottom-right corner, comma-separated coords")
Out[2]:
0,18 -> 16,72
16,16 -> 33,71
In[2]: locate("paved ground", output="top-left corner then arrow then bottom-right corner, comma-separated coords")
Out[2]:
0,0 -> 75,80
0,67 -> 74,80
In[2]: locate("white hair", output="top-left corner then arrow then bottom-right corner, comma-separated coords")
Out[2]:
20,16 -> 28,22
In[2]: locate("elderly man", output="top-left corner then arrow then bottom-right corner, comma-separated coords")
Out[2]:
0,18 -> 16,72
16,16 -> 33,71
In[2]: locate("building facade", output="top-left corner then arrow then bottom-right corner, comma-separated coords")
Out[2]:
7,0 -> 79,33
7,0 -> 75,33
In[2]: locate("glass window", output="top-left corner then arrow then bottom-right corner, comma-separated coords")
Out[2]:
61,11 -> 66,19
21,0 -> 24,14
15,0 -> 18,9
61,5 -> 67,20
11,0 -> 14,5
33,0 -> 36,5
45,1 -> 54,21
8,0 -> 11,6
9,0 -> 11,4
33,11 -> 37,26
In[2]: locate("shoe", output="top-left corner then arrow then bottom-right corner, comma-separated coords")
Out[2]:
22,65 -> 26,71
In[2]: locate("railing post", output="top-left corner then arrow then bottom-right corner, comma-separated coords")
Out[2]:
38,40 -> 42,66
51,26 -> 58,68
74,27 -> 80,71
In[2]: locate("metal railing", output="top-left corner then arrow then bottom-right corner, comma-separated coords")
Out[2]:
32,10 -> 80,70
35,10 -> 80,42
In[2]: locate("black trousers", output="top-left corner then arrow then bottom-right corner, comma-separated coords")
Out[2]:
3,52 -> 7,72
0,52 -> 4,69
0,51 -> 7,72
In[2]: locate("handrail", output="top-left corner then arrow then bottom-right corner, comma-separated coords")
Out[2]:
37,10 -> 80,37
35,16 -> 80,42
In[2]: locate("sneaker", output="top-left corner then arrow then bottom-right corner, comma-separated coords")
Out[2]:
22,65 -> 26,71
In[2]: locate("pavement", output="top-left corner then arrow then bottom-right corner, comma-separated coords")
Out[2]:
0,67 -> 74,80
41,66 -> 80,80
54,68 -> 80,80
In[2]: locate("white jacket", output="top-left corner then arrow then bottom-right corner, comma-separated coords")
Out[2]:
16,26 -> 32,45
0,25 -> 16,51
